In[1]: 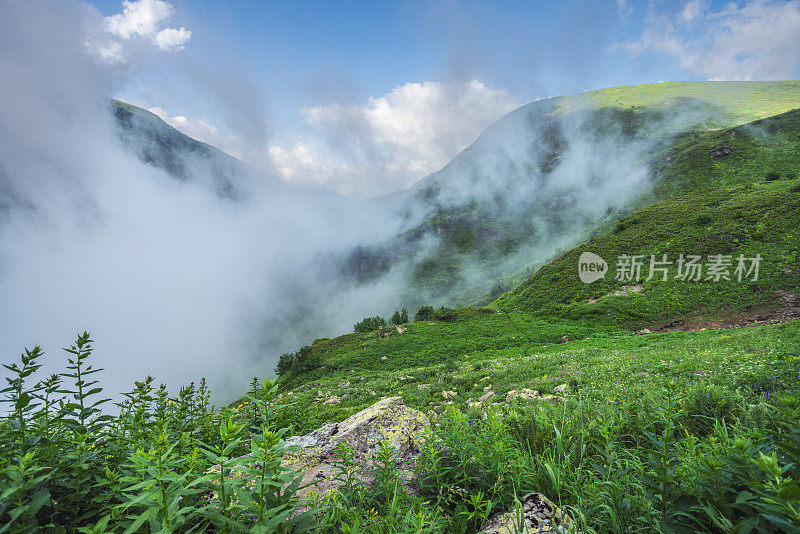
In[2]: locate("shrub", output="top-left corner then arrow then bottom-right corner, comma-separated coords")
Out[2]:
765,171 -> 781,181
0,334 -> 313,532
414,306 -> 435,321
275,345 -> 319,375
294,345 -> 319,372
354,316 -> 387,333
275,352 -> 295,376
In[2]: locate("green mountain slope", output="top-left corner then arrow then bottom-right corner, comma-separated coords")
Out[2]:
344,82 -> 800,309
272,87 -> 800,390
496,109 -> 800,329
548,80 -> 800,124
111,100 -> 290,198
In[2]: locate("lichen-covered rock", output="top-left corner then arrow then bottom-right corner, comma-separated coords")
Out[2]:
481,492 -> 574,533
285,396 -> 428,459
213,396 -> 428,503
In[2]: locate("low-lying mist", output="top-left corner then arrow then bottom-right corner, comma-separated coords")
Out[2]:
0,0 -> 715,404
0,0 -> 411,401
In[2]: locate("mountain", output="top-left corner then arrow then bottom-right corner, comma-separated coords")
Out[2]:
340,81 -> 800,308
111,100 -> 290,200
267,82 -> 800,387
111,82 -> 800,317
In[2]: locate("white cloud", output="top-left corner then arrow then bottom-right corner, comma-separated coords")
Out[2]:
135,80 -> 517,196
154,27 -> 191,52
147,106 -> 244,157
268,79 -> 518,196
616,0 -> 634,23
88,0 -> 191,62
616,0 -> 800,80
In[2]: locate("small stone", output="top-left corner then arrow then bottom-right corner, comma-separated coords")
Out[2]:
553,384 -> 568,395
481,492 -> 574,534
479,391 -> 495,403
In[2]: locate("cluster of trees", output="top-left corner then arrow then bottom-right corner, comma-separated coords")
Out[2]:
414,305 -> 457,322
353,308 -> 409,333
274,345 -> 317,377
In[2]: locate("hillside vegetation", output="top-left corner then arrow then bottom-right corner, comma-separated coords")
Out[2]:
343,82 -> 800,308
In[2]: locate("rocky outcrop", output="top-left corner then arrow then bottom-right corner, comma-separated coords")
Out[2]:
285,396 -> 429,500
210,397 -> 429,503
505,388 -> 564,402
481,492 -> 574,533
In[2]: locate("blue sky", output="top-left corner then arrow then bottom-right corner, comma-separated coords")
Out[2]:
85,0 -> 800,195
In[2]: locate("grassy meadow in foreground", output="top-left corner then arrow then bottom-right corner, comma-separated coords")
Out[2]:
4,317 -> 798,532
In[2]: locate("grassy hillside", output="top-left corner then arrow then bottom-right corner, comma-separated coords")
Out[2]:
343,82 -> 800,309
496,177 -> 800,330
259,314 -> 800,532
550,80 -> 800,125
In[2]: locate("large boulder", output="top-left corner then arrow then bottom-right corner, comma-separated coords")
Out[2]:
210,397 -> 429,503
481,492 -> 574,533
285,396 -> 429,500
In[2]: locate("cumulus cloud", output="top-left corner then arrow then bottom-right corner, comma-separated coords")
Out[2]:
268,80 -> 518,196
89,0 -> 191,62
616,0 -> 800,80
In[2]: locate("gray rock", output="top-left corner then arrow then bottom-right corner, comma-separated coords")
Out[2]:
210,397 -> 429,503
479,391 -> 495,403
481,492 -> 574,533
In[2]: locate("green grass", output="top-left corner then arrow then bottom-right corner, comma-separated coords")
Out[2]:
267,317 -> 800,532
497,177 -> 800,329
551,80 -> 800,126
273,319 -> 800,427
